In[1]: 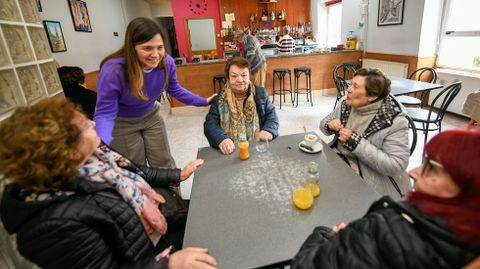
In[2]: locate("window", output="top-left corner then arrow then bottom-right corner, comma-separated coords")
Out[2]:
326,3 -> 342,48
437,0 -> 480,71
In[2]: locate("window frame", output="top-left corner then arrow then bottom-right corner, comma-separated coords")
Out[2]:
436,0 -> 480,72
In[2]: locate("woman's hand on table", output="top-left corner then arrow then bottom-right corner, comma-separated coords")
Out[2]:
219,139 -> 235,155
338,128 -> 353,143
327,118 -> 344,132
258,130 -> 273,141
332,222 -> 348,233
180,159 -> 204,180
168,247 -> 217,269
206,93 -> 218,105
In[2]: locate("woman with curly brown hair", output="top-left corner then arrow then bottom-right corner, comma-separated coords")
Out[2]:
0,98 -> 216,269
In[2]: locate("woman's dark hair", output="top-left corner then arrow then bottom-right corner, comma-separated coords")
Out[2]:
354,68 -> 391,100
225,56 -> 250,79
57,66 -> 85,87
100,17 -> 168,100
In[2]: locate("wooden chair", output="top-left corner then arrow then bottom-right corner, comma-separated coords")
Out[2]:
397,67 -> 437,107
406,81 -> 462,145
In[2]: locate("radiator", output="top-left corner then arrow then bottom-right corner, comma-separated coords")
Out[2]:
362,59 -> 409,78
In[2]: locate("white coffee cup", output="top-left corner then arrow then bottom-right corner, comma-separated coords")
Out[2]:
304,134 -> 318,147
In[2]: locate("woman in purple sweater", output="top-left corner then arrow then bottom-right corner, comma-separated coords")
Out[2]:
95,17 -> 216,168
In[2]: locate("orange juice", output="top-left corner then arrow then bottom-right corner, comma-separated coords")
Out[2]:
239,141 -> 249,160
305,182 -> 320,198
292,187 -> 314,210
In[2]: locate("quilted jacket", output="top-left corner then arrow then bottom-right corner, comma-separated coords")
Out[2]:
291,196 -> 479,269
0,160 -> 181,269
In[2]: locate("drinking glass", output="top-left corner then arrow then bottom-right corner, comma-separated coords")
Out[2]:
238,140 -> 250,160
255,133 -> 269,153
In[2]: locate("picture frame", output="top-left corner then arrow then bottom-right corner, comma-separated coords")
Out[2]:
43,20 -> 67,53
377,0 -> 405,26
67,0 -> 92,32
37,0 -> 42,12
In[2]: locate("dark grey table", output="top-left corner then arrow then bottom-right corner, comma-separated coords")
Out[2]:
390,76 -> 443,96
183,133 -> 379,269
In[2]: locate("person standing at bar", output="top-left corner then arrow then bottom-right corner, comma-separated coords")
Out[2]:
95,17 -> 216,168
236,29 -> 267,87
277,27 -> 295,54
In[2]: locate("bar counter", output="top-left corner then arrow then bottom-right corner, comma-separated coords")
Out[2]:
172,50 -> 362,107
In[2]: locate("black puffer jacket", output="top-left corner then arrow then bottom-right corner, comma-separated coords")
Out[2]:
0,162 -> 181,269
292,196 -> 479,269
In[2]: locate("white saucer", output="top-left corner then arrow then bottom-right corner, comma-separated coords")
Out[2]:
299,141 -> 323,153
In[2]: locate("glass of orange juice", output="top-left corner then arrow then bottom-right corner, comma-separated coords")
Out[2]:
238,140 -> 250,160
292,178 -> 314,210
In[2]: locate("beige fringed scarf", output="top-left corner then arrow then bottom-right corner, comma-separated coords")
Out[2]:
218,82 -> 260,143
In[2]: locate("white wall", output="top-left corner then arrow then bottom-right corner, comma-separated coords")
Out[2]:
418,0 -> 443,56
121,0 -> 153,23
150,0 -> 173,17
40,0 -> 127,72
341,0 -> 365,45
366,0 -> 425,55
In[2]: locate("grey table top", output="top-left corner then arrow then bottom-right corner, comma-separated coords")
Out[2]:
390,76 -> 443,96
183,133 -> 380,269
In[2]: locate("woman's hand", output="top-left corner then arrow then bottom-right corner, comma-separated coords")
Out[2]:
219,138 -> 235,155
206,93 -> 218,105
258,130 -> 273,141
168,247 -> 217,269
327,119 -> 344,132
332,222 -> 348,233
338,128 -> 353,143
180,159 -> 204,180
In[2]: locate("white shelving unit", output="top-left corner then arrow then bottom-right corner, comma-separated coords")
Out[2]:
0,0 -> 63,122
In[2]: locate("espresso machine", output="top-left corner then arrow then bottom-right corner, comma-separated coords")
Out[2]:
255,30 -> 278,49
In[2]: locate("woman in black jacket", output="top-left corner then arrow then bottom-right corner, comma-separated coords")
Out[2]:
0,98 -> 217,269
58,66 -> 97,120
291,128 -> 480,269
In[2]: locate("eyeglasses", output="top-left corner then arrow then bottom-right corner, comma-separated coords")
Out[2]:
421,157 -> 443,176
79,120 -> 95,136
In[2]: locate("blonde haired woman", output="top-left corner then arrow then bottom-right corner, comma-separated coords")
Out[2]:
95,17 -> 216,168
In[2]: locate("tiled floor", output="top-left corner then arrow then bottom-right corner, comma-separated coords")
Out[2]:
160,91 -> 469,199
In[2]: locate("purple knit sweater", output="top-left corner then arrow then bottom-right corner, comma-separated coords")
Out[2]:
94,55 -> 207,144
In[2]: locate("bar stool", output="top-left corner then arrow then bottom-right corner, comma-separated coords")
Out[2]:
212,74 -> 226,94
293,66 -> 313,107
272,68 -> 293,109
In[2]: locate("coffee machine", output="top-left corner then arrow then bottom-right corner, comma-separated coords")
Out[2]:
255,30 -> 277,48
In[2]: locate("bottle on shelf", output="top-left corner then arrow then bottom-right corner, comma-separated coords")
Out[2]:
345,31 -> 357,50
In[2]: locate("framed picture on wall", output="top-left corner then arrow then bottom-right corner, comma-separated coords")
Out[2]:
43,20 -> 67,53
37,0 -> 42,12
68,0 -> 92,32
377,0 -> 405,26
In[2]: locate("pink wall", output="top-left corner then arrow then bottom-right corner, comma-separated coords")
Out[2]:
171,0 -> 223,60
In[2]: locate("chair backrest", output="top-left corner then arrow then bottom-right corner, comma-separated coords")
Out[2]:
333,76 -> 349,99
427,81 -> 462,123
333,62 -> 360,100
408,67 -> 437,83
333,62 -> 360,81
405,115 -> 417,156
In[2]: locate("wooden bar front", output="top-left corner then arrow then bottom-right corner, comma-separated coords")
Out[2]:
173,50 -> 363,107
